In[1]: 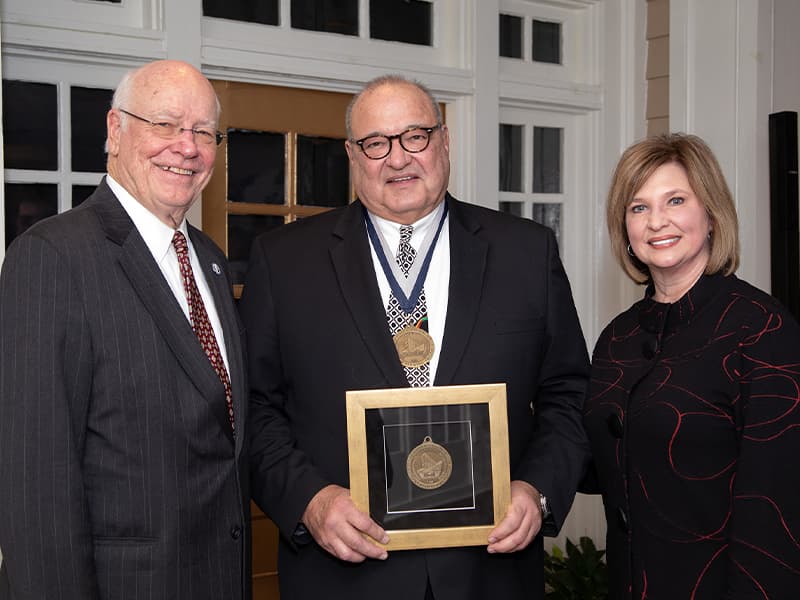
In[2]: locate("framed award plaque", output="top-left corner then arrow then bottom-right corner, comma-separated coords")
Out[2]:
346,383 -> 510,551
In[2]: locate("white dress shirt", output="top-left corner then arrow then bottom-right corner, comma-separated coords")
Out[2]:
107,175 -> 230,371
367,202 -> 450,383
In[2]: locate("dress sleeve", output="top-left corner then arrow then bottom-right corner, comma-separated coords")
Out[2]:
726,303 -> 800,597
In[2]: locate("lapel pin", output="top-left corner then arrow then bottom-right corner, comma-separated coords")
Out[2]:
211,263 -> 222,275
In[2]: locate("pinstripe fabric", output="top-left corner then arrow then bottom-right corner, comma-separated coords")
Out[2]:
0,180 -> 251,600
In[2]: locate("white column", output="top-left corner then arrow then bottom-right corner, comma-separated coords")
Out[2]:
670,0 -> 774,291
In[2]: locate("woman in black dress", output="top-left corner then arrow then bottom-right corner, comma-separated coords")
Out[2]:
584,133 -> 800,599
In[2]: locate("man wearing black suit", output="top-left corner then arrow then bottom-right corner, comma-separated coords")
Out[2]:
0,60 -> 250,599
241,74 -> 590,599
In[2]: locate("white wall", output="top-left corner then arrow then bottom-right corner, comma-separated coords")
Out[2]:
669,0 -> 795,292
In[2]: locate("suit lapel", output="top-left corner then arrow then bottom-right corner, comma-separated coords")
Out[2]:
91,180 -> 234,442
434,196 -> 488,386
330,201 -> 409,388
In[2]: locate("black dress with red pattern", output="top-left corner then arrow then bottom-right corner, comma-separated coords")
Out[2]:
584,273 -> 800,599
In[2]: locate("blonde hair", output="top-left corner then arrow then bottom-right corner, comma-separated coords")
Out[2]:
606,133 -> 740,283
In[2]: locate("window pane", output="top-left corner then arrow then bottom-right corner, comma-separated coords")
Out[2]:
203,0 -> 279,25
499,202 -> 523,217
370,0 -> 432,46
73,184 -> 98,207
499,14 -> 523,58
3,80 -> 58,171
532,203 -> 562,249
227,129 -> 286,205
533,126 -> 561,193
5,183 -> 58,248
499,124 -> 523,192
228,215 -> 286,284
291,0 -> 357,36
71,86 -> 113,173
297,135 -> 349,207
532,19 -> 561,64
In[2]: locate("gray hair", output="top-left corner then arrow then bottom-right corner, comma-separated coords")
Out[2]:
345,74 -> 442,139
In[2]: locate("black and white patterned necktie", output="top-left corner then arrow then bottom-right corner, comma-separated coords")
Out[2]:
386,225 -> 430,387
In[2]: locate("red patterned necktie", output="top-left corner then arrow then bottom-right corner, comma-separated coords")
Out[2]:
172,231 -> 234,431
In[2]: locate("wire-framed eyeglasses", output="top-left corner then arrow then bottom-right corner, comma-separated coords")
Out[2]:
353,124 -> 442,160
119,108 -> 226,146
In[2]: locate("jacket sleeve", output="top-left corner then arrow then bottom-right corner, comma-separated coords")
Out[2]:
514,229 -> 592,535
240,239 -> 330,540
0,234 -> 100,599
726,305 -> 800,597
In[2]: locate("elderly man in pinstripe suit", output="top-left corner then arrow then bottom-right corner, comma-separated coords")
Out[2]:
0,60 -> 250,600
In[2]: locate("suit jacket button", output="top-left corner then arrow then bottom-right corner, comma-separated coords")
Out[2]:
230,526 -> 242,540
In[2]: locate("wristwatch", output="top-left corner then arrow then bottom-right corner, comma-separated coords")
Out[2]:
538,493 -> 551,520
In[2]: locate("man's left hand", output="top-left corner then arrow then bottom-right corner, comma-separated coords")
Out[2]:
486,480 -> 543,553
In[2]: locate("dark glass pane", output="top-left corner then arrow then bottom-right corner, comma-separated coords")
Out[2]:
90,0 -> 122,3
72,184 -> 98,207
227,129 -> 285,205
370,0 -> 431,46
499,202 -> 523,217
228,214 -> 286,284
297,135 -> 349,207
3,80 -> 58,171
203,0 -> 279,25
533,126 -> 561,194
5,183 -> 58,248
532,19 -> 561,64
71,86 -> 113,173
532,202 -> 562,249
292,0 -> 357,35
499,14 -> 523,58
499,124 -> 523,192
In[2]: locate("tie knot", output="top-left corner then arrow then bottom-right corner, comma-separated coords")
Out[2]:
172,230 -> 188,257
399,225 -> 414,244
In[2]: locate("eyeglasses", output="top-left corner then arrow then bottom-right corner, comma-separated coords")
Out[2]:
353,124 -> 442,160
118,108 -> 226,146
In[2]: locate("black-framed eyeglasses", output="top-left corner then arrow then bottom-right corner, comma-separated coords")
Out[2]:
354,124 -> 442,160
118,108 -> 226,146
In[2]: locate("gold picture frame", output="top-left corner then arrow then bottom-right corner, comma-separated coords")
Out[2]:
346,383 -> 510,551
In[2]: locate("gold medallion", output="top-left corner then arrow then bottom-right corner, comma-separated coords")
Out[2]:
406,436 -> 452,490
393,327 -> 435,368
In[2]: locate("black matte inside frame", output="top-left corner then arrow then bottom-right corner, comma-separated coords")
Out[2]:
365,403 -> 494,530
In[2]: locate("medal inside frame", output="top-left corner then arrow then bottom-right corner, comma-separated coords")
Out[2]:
346,383 -> 510,551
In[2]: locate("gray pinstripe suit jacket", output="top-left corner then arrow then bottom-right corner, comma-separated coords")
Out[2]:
0,179 -> 251,600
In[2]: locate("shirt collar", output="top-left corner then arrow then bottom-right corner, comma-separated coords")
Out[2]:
106,174 -> 189,263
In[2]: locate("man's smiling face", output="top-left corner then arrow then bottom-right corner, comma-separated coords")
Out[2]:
106,61 -> 219,227
345,81 -> 450,225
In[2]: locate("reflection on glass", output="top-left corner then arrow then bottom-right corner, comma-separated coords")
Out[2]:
533,126 -> 562,194
532,19 -> 561,64
71,86 -> 114,173
297,135 -> 349,207
532,202 -> 562,249
291,0 -> 357,35
227,214 -> 286,284
499,124 -> 523,192
3,80 -> 58,171
73,185 -> 99,208
370,0 -> 432,46
203,0 -> 279,25
499,14 -> 523,58
499,202 -> 523,218
227,129 -> 285,205
5,183 -> 58,248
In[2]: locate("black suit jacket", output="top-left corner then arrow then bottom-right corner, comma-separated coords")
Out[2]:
241,194 -> 589,600
0,180 -> 251,600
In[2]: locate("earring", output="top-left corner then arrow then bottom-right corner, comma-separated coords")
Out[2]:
627,243 -> 635,257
